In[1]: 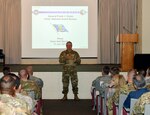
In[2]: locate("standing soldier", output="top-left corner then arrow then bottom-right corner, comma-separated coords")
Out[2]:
59,41 -> 81,101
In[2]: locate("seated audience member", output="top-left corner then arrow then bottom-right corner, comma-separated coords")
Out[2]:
19,69 -> 40,100
138,69 -> 146,77
132,92 -> 150,115
110,66 -> 120,77
123,74 -> 149,109
107,74 -> 126,115
92,66 -> 111,93
26,66 -> 43,114
145,67 -> 150,85
126,69 -> 137,83
12,74 -> 36,113
105,66 -> 121,96
26,66 -> 43,89
0,75 -> 30,114
120,69 -> 136,95
2,66 -> 17,76
106,67 -> 121,97
2,66 -> 11,75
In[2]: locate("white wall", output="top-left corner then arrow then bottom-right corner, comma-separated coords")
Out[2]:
142,0 -> 150,53
36,72 -> 100,99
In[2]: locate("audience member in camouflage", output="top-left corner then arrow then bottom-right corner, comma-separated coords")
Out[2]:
0,101 -> 16,115
0,94 -> 31,115
120,69 -> 136,95
26,66 -> 44,89
0,75 -> 31,115
132,92 -> 150,115
59,41 -> 81,100
15,81 -> 36,113
19,69 -> 41,100
11,69 -> 36,114
107,74 -> 126,115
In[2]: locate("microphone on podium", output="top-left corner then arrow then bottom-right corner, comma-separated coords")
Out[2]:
123,26 -> 132,34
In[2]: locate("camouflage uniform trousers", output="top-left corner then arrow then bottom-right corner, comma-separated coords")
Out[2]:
62,66 -> 78,94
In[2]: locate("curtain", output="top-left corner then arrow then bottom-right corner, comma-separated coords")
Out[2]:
98,0 -> 139,64
0,0 -> 21,64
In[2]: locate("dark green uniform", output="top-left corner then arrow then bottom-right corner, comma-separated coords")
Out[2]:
59,49 -> 81,95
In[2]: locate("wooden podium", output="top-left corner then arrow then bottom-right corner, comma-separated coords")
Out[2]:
117,34 -> 138,71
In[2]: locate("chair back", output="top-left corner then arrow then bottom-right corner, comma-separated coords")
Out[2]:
145,104 -> 150,115
118,94 -> 127,115
129,98 -> 138,115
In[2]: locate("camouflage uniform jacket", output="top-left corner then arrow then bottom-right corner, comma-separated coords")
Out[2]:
107,83 -> 135,112
120,82 -> 135,95
16,93 -> 36,113
0,101 -> 16,115
29,75 -> 44,89
132,91 -> 150,115
59,49 -> 81,72
20,80 -> 41,100
0,94 -> 31,115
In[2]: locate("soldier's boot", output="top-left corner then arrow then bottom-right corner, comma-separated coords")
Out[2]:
74,94 -> 80,101
61,94 -> 68,101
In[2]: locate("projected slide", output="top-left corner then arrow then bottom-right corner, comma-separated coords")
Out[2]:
32,6 -> 88,49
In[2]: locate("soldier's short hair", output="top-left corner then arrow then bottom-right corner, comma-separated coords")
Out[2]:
110,66 -> 120,76
133,74 -> 146,89
2,66 -> 11,75
0,75 -> 16,91
8,73 -> 20,89
66,41 -> 72,45
102,66 -> 110,75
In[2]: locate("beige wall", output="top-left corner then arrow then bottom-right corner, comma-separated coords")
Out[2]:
142,0 -> 150,53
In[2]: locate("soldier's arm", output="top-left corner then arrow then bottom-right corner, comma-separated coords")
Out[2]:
59,51 -> 66,64
74,52 -> 81,65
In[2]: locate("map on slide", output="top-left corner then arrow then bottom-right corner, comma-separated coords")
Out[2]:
53,24 -> 68,32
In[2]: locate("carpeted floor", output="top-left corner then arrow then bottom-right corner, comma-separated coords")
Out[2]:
43,99 -> 96,115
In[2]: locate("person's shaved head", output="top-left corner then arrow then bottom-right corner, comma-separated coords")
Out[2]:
0,75 -> 16,96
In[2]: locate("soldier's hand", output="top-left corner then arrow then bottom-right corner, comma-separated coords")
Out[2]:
73,59 -> 76,63
66,54 -> 73,60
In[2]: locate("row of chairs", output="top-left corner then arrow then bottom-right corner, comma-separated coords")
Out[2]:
91,87 -> 150,115
91,87 -> 107,115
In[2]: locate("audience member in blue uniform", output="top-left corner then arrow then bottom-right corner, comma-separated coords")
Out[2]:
123,74 -> 149,109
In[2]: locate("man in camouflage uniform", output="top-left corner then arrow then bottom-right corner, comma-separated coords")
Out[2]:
19,69 -> 41,100
59,41 -> 81,101
132,92 -> 150,115
0,75 -> 31,115
26,65 -> 44,89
